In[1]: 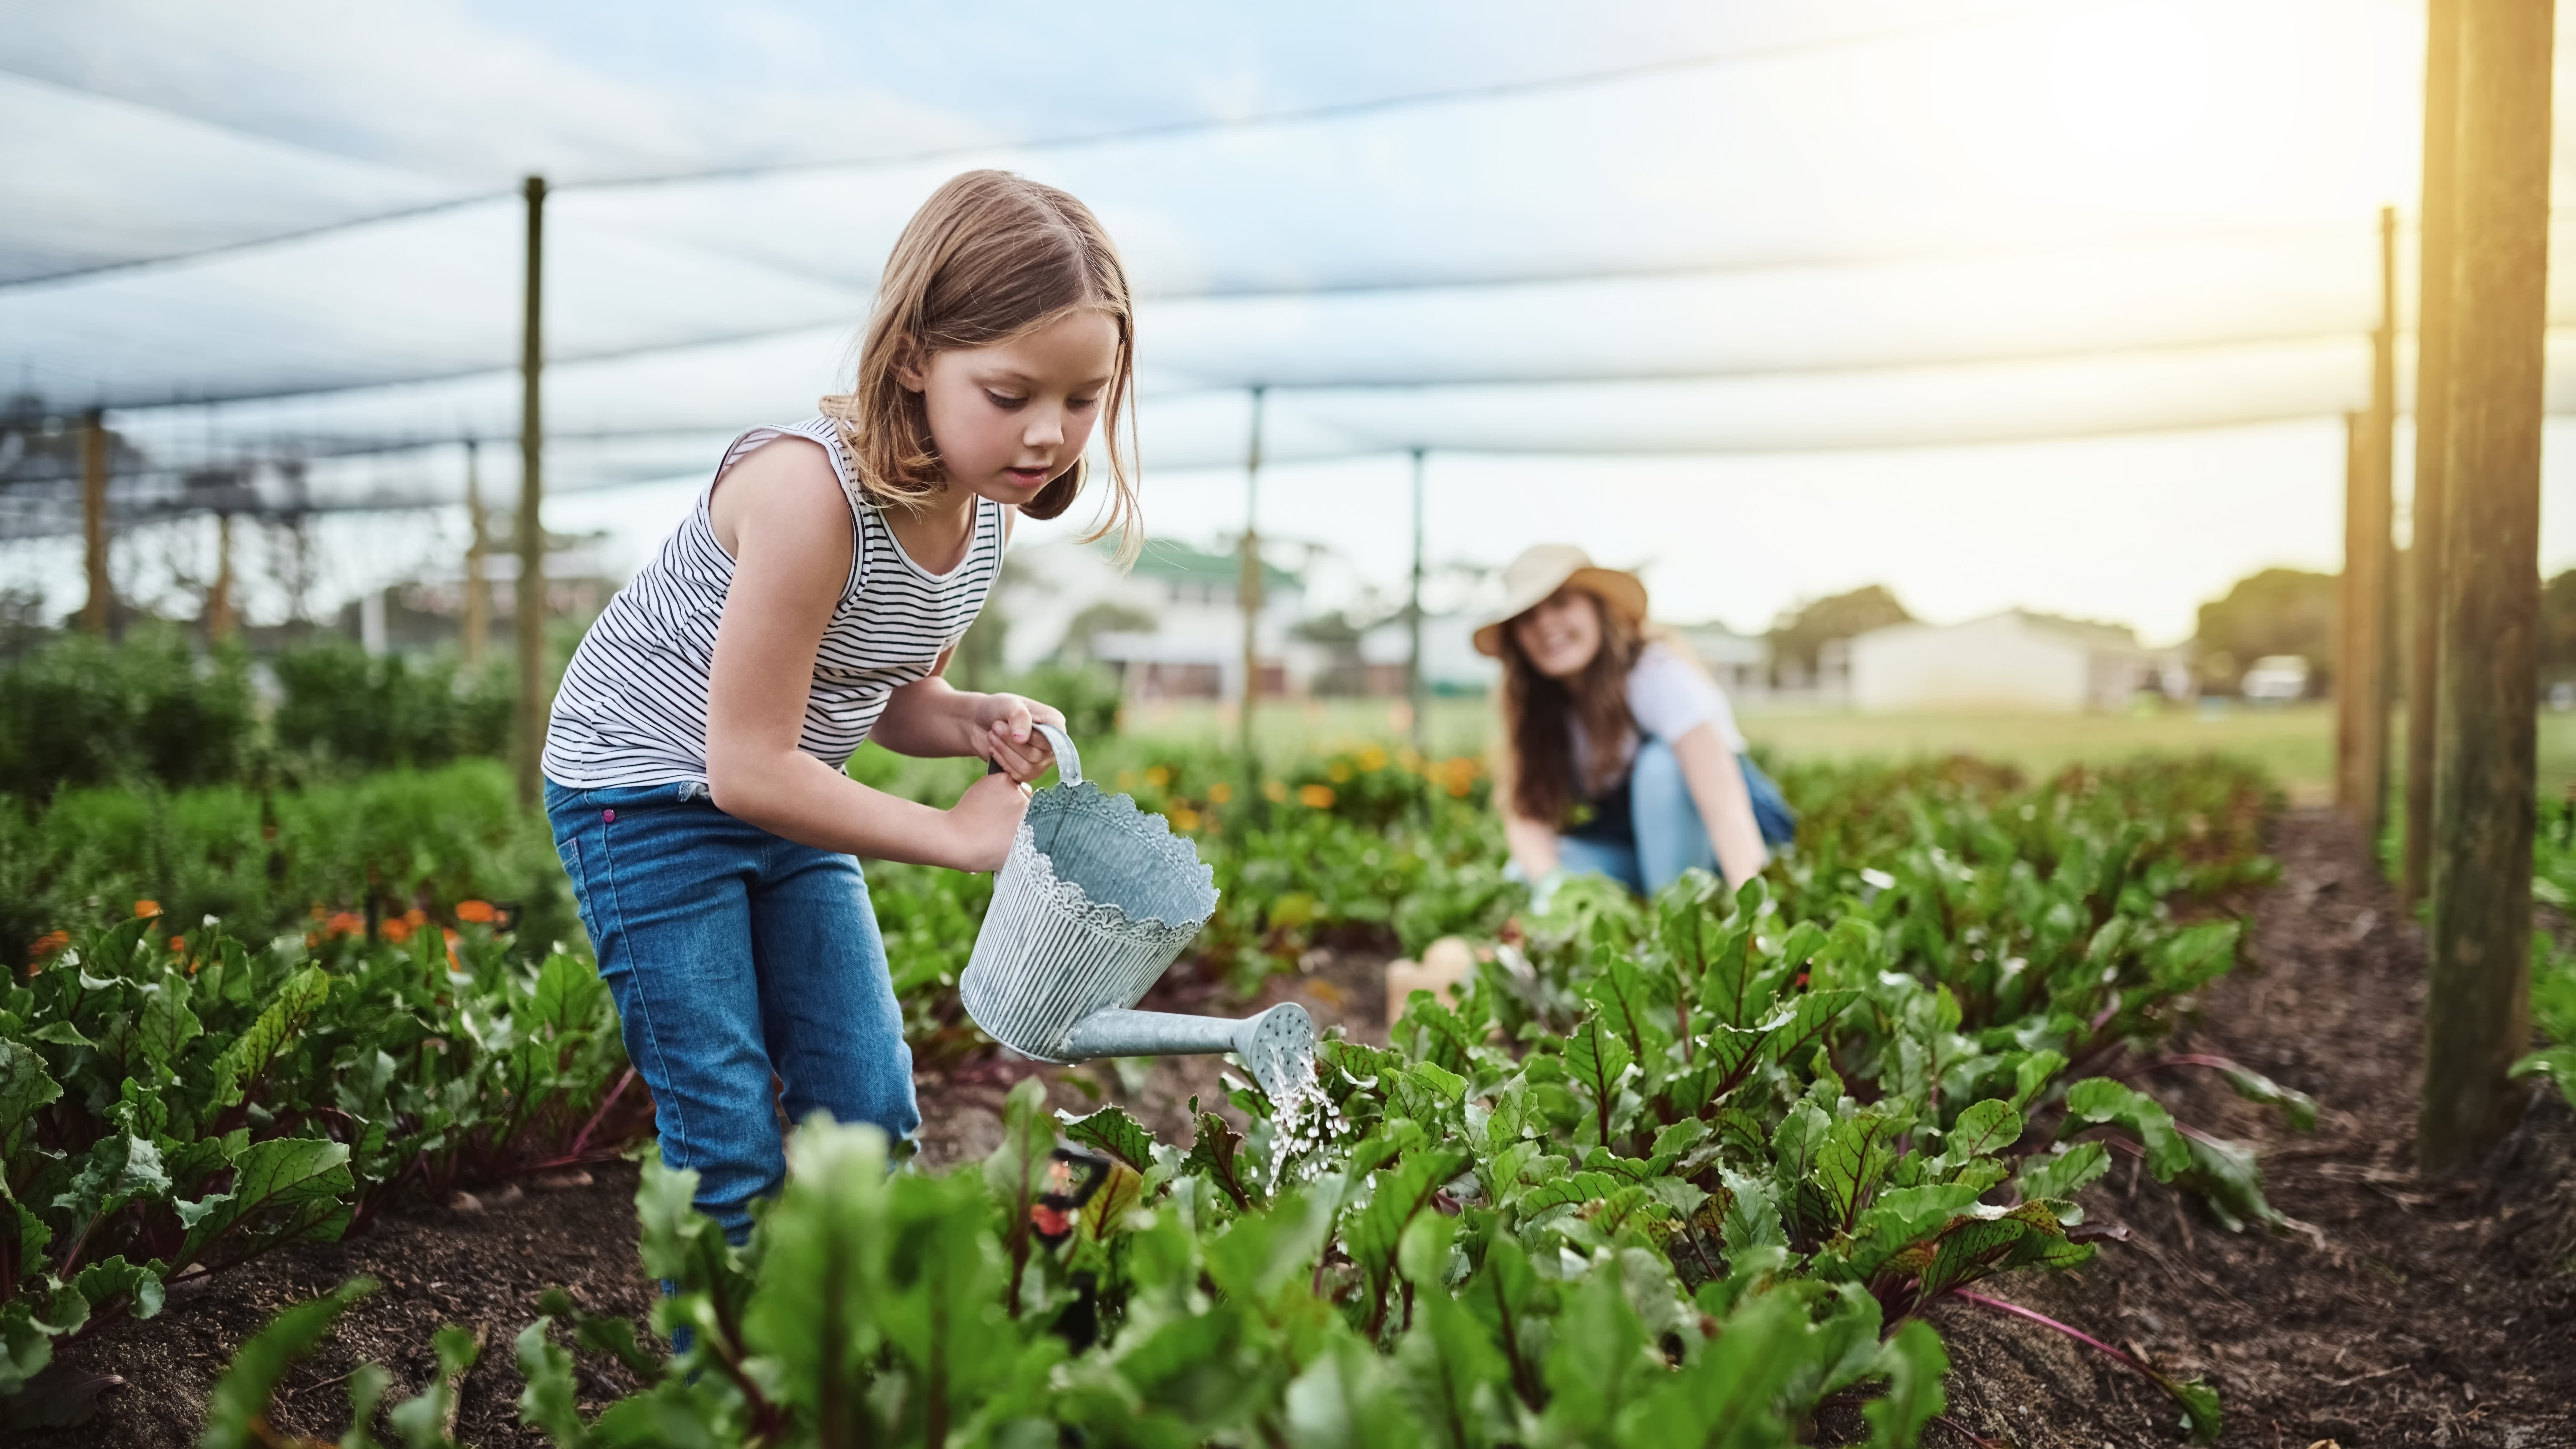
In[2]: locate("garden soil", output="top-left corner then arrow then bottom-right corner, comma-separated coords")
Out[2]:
28,810 -> 2574,1447
1847,808 -> 2576,1448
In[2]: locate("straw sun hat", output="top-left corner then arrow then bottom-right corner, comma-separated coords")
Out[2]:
1471,544 -> 1649,657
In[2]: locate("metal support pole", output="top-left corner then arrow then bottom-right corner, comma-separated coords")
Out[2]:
463,439 -> 489,670
2422,0 -> 2552,1175
515,176 -> 549,808
1407,447 -> 1428,750
80,409 -> 109,636
1238,386 -> 1266,775
2404,0 -> 2463,908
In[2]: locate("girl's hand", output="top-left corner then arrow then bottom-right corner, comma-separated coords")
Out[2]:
944,771 -> 1034,872
973,693 -> 1067,783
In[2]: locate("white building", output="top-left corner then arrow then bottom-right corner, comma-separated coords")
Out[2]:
1847,610 -> 2183,714
999,538 -> 1321,699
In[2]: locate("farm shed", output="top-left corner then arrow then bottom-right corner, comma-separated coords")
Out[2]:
1847,609 -> 2183,714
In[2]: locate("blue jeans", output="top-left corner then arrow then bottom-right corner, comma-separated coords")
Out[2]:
1554,741 -> 1798,897
546,780 -> 919,1245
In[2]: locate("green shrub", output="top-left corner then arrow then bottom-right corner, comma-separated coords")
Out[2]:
0,628 -> 256,797
270,641 -> 512,771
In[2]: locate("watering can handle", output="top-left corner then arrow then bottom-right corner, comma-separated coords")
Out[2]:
1034,723 -> 1082,787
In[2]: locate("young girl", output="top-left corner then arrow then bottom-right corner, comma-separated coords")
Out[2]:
1478,544 -> 1795,903
540,171 -> 1137,1241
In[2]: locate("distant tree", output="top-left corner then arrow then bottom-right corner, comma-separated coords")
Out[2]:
1057,599 -> 1158,665
1766,585 -> 1912,684
2193,568 -> 2338,696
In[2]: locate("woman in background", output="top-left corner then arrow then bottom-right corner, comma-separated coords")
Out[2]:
1478,544 -> 1795,903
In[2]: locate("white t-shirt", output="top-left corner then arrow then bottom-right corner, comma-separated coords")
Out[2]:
1569,642 -> 1748,778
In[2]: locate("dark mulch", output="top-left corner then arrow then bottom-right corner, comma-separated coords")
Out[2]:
1903,808 -> 2576,1448
28,814 -> 2574,1446
27,1167 -> 659,1449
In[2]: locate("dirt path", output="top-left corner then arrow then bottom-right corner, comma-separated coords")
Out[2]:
1915,808 -> 2576,1448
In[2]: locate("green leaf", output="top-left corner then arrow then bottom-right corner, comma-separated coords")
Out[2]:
1863,1319 -> 1949,1448
176,1135 -> 354,1268
1181,1110 -> 1258,1212
743,1119 -> 891,1433
388,1323 -> 484,1449
1941,1100 -> 2023,1162
1564,1008 -> 1634,1145
1539,1261 -> 1653,1440
2061,1078 -> 2189,1176
0,1039 -> 62,1154
199,1278 -> 376,1449
1060,1103 -> 1159,1173
515,1319 -> 588,1448
1394,1283 -> 1513,1449
210,966 -> 332,1108
135,968 -> 203,1077
1812,1113 -> 1899,1237
2016,1142 -> 2111,1205
67,1256 -> 164,1322
2205,1060 -> 2318,1132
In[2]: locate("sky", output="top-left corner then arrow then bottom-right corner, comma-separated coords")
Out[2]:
5,0 -> 2575,645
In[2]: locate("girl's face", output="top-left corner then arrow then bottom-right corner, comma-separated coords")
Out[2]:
1511,587 -> 1605,680
905,308 -> 1120,508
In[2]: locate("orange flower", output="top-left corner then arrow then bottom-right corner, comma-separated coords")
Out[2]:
1206,781 -> 1233,805
455,899 -> 497,924
326,911 -> 363,938
401,908 -> 427,928
1169,807 -> 1203,833
381,919 -> 413,944
1297,783 -> 1336,810
28,929 -> 68,961
169,935 -> 186,951
133,900 -> 161,919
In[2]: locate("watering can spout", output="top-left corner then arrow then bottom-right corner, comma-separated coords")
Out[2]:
1060,1002 -> 1317,1101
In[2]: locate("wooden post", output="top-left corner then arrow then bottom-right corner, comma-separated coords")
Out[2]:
1238,386 -> 1266,774
1408,447 -> 1428,750
80,409 -> 109,636
206,513 -> 235,643
2335,412 -> 2371,819
2422,0 -> 2552,1175
463,439 -> 489,670
515,176 -> 548,808
2405,0 -> 2463,908
2344,207 -> 2400,848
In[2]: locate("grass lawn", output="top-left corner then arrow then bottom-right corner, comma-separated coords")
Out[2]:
1113,696 -> 2576,802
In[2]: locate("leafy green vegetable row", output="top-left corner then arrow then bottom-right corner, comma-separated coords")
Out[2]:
210,754 -> 2290,1447
0,913 -> 635,1401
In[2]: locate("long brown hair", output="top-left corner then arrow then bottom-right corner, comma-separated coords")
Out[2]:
818,170 -> 1142,562
1497,588 -> 1646,826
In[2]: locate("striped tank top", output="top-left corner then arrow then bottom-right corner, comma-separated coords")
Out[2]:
541,416 -> 1007,789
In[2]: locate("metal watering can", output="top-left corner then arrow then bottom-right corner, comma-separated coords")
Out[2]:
959,725 -> 1316,1100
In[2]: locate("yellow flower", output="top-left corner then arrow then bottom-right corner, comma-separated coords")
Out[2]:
1298,783 -> 1337,809
1328,762 -> 1352,783
1169,807 -> 1202,832
1145,765 -> 1172,788
1357,745 -> 1389,772
1264,780 -> 1290,803
1207,781 -> 1233,804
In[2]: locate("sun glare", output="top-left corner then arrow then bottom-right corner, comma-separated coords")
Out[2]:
2047,2 -> 2215,163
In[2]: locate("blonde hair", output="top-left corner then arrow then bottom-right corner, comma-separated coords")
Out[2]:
818,170 -> 1141,562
